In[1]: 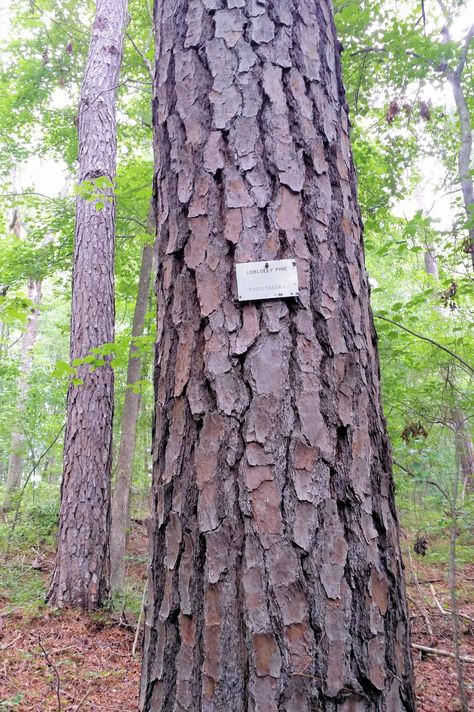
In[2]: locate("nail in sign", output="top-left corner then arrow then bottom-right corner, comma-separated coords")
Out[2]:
236,259 -> 299,302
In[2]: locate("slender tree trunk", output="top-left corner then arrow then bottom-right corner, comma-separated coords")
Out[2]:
110,223 -> 154,593
2,205 -> 42,514
423,245 -> 439,281
449,59 -> 474,270
449,451 -> 469,712
438,21 -> 474,268
0,321 -> 7,360
2,278 -> 42,512
421,205 -> 474,497
444,28 -> 474,488
141,2 -> 415,710
47,0 -> 128,610
452,409 -> 474,498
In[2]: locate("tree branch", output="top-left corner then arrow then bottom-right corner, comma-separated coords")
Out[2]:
374,315 -> 474,374
454,23 -> 474,80
126,31 -> 153,80
393,460 -> 450,499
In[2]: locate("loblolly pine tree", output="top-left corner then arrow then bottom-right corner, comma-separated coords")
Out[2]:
140,0 -> 416,710
47,0 -> 129,609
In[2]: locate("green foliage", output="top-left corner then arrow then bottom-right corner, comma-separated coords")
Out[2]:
0,557 -> 47,614
107,579 -> 146,620
74,177 -> 115,211
0,483 -> 59,549
0,694 -> 25,710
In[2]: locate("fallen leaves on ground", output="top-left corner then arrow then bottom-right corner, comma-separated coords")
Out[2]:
408,561 -> 474,711
0,608 -> 140,711
0,543 -> 472,710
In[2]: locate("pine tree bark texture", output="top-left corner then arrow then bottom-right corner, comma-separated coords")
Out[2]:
110,236 -> 154,593
47,0 -> 128,609
141,1 -> 415,710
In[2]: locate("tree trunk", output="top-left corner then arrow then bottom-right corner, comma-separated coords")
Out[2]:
452,408 -> 474,498
421,207 -> 474,498
110,227 -> 154,593
449,63 -> 474,270
439,22 -> 474,269
47,0 -> 128,610
2,205 -> 41,515
141,2 -> 415,710
2,277 -> 42,514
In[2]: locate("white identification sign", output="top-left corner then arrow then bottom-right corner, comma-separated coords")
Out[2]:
236,259 -> 299,302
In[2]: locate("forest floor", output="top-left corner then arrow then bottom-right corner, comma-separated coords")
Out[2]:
0,524 -> 473,711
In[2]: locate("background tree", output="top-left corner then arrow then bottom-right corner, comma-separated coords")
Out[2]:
110,210 -> 154,593
140,1 -> 415,710
109,11 -> 156,593
1,201 -> 42,516
47,0 -> 129,609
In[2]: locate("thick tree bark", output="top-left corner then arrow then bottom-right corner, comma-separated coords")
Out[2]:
141,2 -> 415,710
2,277 -> 42,514
47,0 -> 128,610
110,229 -> 154,593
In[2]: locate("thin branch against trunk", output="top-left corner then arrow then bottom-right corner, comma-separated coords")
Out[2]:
47,0 -> 129,610
393,459 -> 450,498
374,314 -> 474,373
7,425 -> 66,550
126,31 -> 153,76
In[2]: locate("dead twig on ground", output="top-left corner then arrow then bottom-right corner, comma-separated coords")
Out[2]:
37,635 -> 62,712
74,687 -> 92,712
0,632 -> 22,651
428,584 -> 474,625
413,643 -> 474,664
430,583 -> 448,616
132,579 -> 148,658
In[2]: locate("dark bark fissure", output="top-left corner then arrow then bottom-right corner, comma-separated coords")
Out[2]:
141,0 -> 415,709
